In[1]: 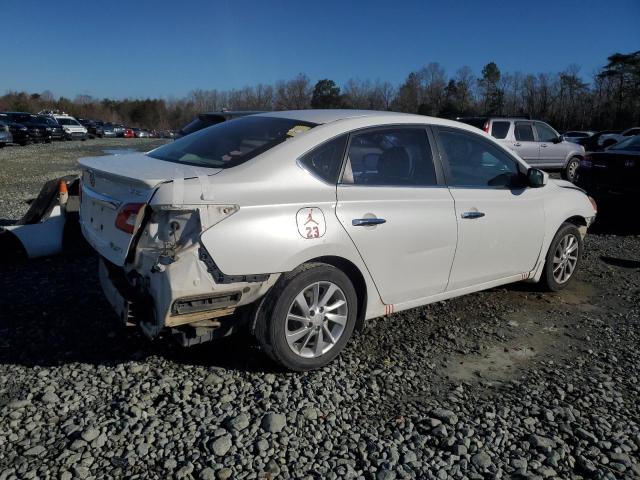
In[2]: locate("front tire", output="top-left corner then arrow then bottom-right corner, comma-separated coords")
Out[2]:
254,263 -> 358,371
563,157 -> 581,182
540,222 -> 583,291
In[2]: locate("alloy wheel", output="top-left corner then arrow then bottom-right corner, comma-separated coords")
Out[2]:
285,281 -> 348,358
552,233 -> 579,284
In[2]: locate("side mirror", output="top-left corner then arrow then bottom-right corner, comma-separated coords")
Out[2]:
528,168 -> 548,188
553,135 -> 563,144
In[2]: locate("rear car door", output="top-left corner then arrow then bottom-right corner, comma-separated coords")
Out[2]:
512,122 -> 540,165
335,126 -> 457,305
434,127 -> 545,291
535,122 -> 565,167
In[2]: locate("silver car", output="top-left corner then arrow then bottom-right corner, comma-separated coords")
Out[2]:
0,121 -> 12,147
458,117 -> 586,182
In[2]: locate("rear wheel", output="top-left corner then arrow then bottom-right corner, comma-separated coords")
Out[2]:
254,263 -> 357,371
563,157 -> 581,182
540,222 -> 583,291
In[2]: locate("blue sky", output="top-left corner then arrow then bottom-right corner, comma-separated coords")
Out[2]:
2,0 -> 638,99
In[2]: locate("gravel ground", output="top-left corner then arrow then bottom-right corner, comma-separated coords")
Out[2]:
1,141 -> 639,480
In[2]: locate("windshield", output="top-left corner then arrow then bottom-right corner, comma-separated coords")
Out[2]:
56,118 -> 80,126
149,116 -> 317,168
607,136 -> 640,152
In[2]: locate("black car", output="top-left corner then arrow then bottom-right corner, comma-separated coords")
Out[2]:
575,130 -> 622,152
0,112 -> 55,143
0,113 -> 30,146
575,135 -> 640,199
176,111 -> 263,138
37,115 -> 65,141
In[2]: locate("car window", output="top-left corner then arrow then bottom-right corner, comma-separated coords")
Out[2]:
607,136 -> 640,152
623,128 -> 640,136
535,123 -> 558,142
341,128 -> 437,186
514,123 -> 535,142
439,128 -> 523,188
490,121 -> 510,139
299,135 -> 347,184
149,116 -> 317,168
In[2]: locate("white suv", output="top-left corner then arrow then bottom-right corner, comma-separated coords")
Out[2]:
52,114 -> 88,140
457,117 -> 586,182
79,110 -> 596,370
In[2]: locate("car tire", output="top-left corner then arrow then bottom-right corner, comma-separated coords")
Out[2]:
540,222 -> 583,292
254,262 -> 358,371
563,157 -> 581,182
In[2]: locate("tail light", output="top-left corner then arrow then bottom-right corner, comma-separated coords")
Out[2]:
115,203 -> 146,234
483,122 -> 490,133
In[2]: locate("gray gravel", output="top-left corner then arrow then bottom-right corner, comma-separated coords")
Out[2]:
1,141 -> 639,479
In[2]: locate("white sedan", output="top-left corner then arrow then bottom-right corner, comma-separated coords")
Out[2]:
78,110 -> 597,370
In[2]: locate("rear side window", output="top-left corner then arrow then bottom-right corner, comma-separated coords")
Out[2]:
515,123 -> 535,142
490,121 -> 510,139
342,128 -> 437,186
299,135 -> 347,184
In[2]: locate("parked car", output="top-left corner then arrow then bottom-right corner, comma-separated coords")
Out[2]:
123,128 -> 134,138
575,135 -> 640,199
0,120 -> 12,147
52,115 -> 88,140
0,112 -> 47,143
456,116 -> 586,181
113,125 -> 126,137
78,110 -> 596,370
132,128 -> 150,138
563,131 -> 595,143
96,123 -> 117,138
176,111 -> 263,138
0,114 -> 29,146
575,130 -> 623,151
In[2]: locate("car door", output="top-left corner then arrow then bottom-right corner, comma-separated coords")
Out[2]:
512,122 -> 540,165
335,126 -> 457,305
535,122 -> 565,167
434,127 -> 545,291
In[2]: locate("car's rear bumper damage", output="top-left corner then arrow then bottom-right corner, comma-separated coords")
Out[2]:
98,243 -> 279,345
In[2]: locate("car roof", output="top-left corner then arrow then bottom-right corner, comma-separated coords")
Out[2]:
255,109 -> 437,125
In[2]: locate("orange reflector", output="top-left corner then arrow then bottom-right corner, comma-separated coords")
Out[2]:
59,181 -> 68,194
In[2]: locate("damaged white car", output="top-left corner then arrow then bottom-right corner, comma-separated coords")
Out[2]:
79,110 -> 597,370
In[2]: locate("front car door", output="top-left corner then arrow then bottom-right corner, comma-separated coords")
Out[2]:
535,121 -> 565,167
434,127 -> 545,291
512,121 -> 540,165
335,126 -> 457,306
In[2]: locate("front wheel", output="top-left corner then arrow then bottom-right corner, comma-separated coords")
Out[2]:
563,157 -> 581,182
540,222 -> 583,291
254,263 -> 358,371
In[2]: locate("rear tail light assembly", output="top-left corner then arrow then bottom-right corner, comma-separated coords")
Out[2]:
115,203 -> 146,234
483,122 -> 490,133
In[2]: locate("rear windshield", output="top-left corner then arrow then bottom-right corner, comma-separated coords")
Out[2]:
149,116 -> 317,168
607,136 -> 640,152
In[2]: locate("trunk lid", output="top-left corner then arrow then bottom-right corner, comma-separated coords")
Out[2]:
78,152 -> 221,265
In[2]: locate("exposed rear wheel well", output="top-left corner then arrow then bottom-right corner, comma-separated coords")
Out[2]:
565,215 -> 587,227
307,256 -> 368,332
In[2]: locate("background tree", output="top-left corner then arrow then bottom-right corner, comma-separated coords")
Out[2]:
311,79 -> 343,109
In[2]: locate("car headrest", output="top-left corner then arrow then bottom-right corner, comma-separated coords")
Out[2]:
378,146 -> 411,179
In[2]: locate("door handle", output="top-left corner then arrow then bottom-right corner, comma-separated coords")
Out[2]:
461,211 -> 485,219
513,142 -> 522,147
541,144 -> 548,148
352,218 -> 386,226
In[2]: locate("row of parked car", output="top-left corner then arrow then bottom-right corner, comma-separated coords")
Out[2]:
0,110 -> 174,147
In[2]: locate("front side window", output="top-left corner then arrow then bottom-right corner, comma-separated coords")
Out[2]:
515,123 -> 535,142
438,128 -> 524,188
149,116 -> 317,168
341,128 -> 437,186
607,136 -> 640,152
535,122 -> 558,142
299,135 -> 347,184
490,121 -> 510,139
